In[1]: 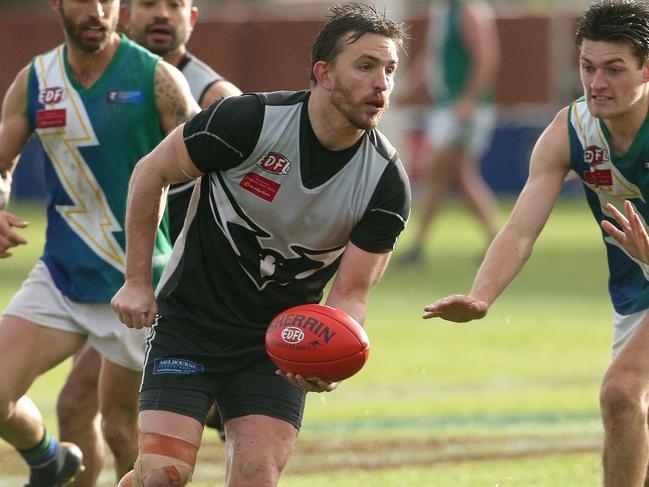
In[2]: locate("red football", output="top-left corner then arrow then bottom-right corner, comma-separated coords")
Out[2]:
265,303 -> 370,382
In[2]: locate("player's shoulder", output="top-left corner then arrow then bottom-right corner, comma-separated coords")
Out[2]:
551,103 -> 578,135
14,63 -> 32,87
181,52 -> 223,80
256,90 -> 309,108
366,129 -> 399,165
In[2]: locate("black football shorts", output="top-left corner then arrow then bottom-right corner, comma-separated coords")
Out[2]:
138,314 -> 306,429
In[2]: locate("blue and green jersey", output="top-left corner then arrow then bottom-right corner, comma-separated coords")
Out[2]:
568,97 -> 649,314
26,34 -> 171,303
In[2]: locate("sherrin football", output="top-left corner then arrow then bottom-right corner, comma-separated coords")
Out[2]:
265,303 -> 370,382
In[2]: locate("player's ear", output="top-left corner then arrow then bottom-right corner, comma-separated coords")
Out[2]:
119,3 -> 131,34
313,61 -> 333,90
643,59 -> 649,83
190,6 -> 199,28
49,0 -> 61,12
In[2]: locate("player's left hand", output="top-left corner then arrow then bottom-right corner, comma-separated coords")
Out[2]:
601,201 -> 649,265
276,370 -> 339,393
0,210 -> 28,258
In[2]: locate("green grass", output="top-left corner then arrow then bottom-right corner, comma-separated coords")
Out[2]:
0,196 -> 611,486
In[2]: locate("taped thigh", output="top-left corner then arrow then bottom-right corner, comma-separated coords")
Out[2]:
132,432 -> 198,486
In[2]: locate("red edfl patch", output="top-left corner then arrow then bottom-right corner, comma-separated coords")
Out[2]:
37,109 -> 66,128
584,169 -> 612,187
240,172 -> 281,202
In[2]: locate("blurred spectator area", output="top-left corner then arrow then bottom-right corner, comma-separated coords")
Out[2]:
3,2 -> 585,197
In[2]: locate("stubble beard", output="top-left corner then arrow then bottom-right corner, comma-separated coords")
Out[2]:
330,81 -> 386,131
141,23 -> 181,57
60,11 -> 117,53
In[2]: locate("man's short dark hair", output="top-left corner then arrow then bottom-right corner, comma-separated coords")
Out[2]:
576,0 -> 649,67
310,3 -> 408,83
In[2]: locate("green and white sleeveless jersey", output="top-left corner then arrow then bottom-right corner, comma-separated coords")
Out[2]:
568,97 -> 649,314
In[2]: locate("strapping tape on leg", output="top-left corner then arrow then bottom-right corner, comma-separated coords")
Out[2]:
132,432 -> 198,486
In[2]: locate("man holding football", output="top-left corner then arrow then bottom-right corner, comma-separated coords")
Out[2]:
111,3 -> 410,486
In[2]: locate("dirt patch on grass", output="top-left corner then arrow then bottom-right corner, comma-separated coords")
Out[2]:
0,432 -> 601,486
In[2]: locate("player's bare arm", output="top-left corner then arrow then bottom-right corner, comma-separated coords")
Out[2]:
325,242 -> 391,325
423,107 -> 572,321
280,243 -> 391,393
0,66 -> 33,256
111,126 -> 203,328
154,60 -> 201,134
200,80 -> 242,109
602,200 -> 649,264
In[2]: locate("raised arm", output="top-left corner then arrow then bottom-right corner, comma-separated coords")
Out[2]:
0,65 -> 35,257
111,126 -> 202,328
154,60 -> 201,135
423,107 -> 572,322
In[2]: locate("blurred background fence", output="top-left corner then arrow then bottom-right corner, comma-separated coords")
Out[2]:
3,0 -> 594,199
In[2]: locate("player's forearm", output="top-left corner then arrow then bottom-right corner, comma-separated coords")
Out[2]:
469,225 -> 534,307
324,293 -> 368,327
325,247 -> 390,326
123,161 -> 167,285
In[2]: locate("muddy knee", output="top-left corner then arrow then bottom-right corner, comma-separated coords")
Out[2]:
131,432 -> 197,487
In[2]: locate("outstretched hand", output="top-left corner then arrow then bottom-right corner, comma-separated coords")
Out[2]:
423,294 -> 488,322
0,210 -> 28,258
601,201 -> 649,265
276,370 -> 339,393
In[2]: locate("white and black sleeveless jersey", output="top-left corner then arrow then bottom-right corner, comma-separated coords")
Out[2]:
157,90 -> 410,341
167,52 -> 227,243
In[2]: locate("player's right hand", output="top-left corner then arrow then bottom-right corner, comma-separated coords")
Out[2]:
422,294 -> 488,322
0,210 -> 28,258
277,370 -> 339,393
111,281 -> 158,329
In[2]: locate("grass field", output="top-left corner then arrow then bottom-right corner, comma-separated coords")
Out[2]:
0,195 -> 612,486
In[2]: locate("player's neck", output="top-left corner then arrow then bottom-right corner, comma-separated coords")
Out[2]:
65,33 -> 121,89
164,46 -> 187,69
308,89 -> 365,151
603,92 -> 649,155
